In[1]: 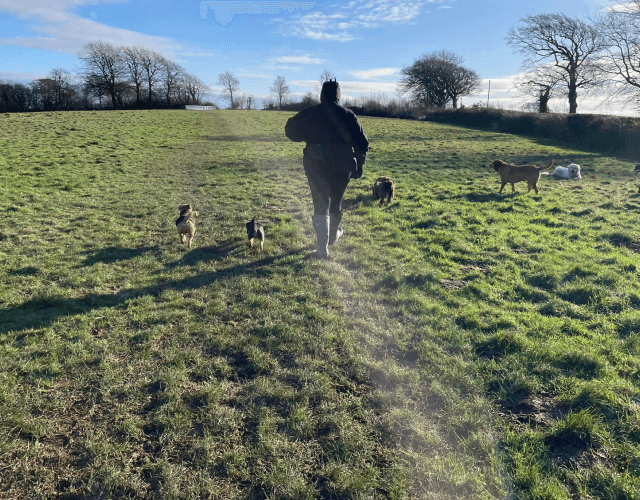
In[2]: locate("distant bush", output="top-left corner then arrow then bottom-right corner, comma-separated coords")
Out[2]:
419,107 -> 640,157
342,100 -> 640,158
264,92 -> 640,157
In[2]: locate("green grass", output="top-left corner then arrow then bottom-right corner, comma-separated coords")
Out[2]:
1,109 -> 639,499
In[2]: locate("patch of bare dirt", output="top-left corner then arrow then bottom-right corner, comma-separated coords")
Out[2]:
461,264 -> 491,275
626,241 -> 640,253
498,392 -> 571,428
440,278 -> 468,290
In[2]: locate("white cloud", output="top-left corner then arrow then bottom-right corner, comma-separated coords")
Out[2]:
356,1 -> 423,25
348,67 -> 399,79
339,80 -> 400,94
0,69 -> 48,82
274,54 -> 325,64
276,0 -> 454,41
234,56 -> 325,77
303,30 -> 357,41
278,10 -> 357,41
479,77 -> 518,93
0,0 -> 180,56
0,0 -> 130,22
606,1 -> 637,13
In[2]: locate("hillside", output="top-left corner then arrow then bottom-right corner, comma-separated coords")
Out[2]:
0,110 -> 639,499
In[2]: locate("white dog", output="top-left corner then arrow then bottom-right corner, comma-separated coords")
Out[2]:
542,163 -> 582,179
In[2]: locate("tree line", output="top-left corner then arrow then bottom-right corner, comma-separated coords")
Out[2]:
0,41 -> 210,112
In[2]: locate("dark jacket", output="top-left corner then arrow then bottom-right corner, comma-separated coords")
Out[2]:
284,102 -> 369,157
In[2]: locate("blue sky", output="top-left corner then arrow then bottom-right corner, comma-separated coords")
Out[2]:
0,0 -> 631,114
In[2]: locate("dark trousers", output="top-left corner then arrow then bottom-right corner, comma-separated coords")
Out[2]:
303,144 -> 354,216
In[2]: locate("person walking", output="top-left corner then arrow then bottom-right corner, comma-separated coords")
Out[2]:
284,79 -> 369,258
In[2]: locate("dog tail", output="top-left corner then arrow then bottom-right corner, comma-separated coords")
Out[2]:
537,159 -> 554,171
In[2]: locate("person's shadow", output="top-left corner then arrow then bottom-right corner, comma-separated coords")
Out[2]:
2,247 -> 305,335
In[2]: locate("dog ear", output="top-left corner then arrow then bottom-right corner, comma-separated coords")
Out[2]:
178,204 -> 190,211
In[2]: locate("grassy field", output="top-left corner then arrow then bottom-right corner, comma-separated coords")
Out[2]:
0,109 -> 639,500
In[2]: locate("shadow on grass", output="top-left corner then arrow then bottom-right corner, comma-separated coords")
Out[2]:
166,239 -> 241,268
2,249 -> 305,335
452,191 -> 505,203
9,267 -> 39,276
82,246 -> 158,266
342,194 -> 364,210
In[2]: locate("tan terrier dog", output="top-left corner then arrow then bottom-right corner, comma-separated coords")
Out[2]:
176,204 -> 199,248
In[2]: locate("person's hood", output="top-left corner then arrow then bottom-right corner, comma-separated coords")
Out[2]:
320,79 -> 340,104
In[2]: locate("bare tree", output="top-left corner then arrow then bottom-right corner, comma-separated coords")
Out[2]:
183,73 -> 208,104
217,71 -> 240,109
262,96 -> 276,110
161,59 -> 183,105
12,83 -> 31,111
442,53 -> 483,108
139,48 -> 164,104
122,46 -> 145,105
315,69 -> 336,95
83,73 -> 108,108
399,50 -> 481,108
48,68 -> 76,110
245,94 -> 254,110
595,1 -> 640,105
0,80 -> 16,112
506,14 -> 604,113
514,65 -> 564,112
301,91 -> 319,109
78,41 -> 126,109
270,76 -> 290,108
30,78 -> 57,110
234,94 -> 246,110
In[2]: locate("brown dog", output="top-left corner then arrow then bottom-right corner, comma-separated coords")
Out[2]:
372,176 -> 395,205
491,159 -> 554,194
176,204 -> 199,248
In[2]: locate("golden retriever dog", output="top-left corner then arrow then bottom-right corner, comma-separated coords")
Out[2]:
491,159 -> 554,194
176,204 -> 199,248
